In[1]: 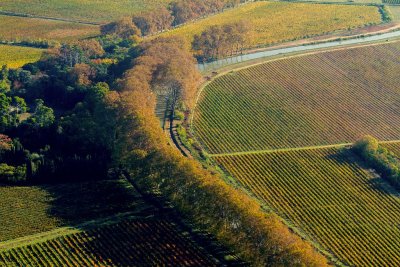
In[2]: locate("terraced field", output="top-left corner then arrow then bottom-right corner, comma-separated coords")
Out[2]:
159,1 -> 382,50
193,42 -> 400,154
215,148 -> 400,266
0,218 -> 221,266
0,45 -> 43,68
0,15 -> 99,42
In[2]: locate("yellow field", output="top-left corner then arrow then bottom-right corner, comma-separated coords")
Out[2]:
0,15 -> 99,42
158,2 -> 382,49
0,45 -> 43,68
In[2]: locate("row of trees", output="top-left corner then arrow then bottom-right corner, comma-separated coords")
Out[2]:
192,21 -> 250,61
112,36 -> 328,266
122,36 -> 201,113
353,135 -> 400,189
101,0 -> 253,38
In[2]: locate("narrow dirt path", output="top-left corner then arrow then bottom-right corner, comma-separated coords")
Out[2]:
209,140 -> 400,157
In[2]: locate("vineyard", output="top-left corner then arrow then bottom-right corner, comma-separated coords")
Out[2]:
0,218 -> 220,266
0,15 -> 99,42
215,148 -> 400,266
158,2 -> 381,50
0,180 -> 152,242
0,45 -> 43,68
382,142 -> 400,157
0,0 -> 171,23
383,0 -> 400,4
193,41 -> 400,154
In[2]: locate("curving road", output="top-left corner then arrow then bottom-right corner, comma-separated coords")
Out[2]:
197,27 -> 400,72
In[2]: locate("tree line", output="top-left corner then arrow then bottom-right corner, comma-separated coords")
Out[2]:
109,35 -> 328,266
192,20 -> 251,61
101,0 -> 253,37
353,135 -> 400,189
0,17 -> 329,265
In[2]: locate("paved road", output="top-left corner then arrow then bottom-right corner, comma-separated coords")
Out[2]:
198,27 -> 400,72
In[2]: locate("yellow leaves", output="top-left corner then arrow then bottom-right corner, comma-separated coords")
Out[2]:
0,45 -> 43,69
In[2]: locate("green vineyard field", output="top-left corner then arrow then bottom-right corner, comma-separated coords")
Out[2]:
193,42 -> 400,154
0,219 -> 220,266
215,148 -> 400,266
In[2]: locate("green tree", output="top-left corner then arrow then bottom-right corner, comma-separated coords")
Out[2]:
0,65 -> 11,93
0,163 -> 26,183
27,99 -> 55,128
13,96 -> 28,114
0,92 -> 12,130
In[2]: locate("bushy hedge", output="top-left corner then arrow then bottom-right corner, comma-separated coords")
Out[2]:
353,135 -> 400,189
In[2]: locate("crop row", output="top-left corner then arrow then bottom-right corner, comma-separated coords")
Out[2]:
193,41 -> 400,154
0,219 -> 219,266
215,148 -> 400,266
382,142 -> 400,158
0,180 -> 150,242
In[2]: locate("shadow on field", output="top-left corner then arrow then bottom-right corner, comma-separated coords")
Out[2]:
41,179 -> 152,227
324,148 -> 399,197
36,180 -> 247,266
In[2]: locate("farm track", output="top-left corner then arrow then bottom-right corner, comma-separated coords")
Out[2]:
209,140 -> 400,157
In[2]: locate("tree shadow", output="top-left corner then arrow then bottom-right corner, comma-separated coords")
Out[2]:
10,179 -> 246,266
41,179 -> 153,226
324,148 -> 399,197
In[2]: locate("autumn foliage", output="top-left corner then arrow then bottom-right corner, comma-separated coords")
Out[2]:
111,36 -> 328,266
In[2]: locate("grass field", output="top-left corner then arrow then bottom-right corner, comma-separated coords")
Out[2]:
0,0 -> 171,23
0,45 -> 43,68
0,180 -> 152,242
215,148 -> 400,266
159,2 -> 382,50
193,42 -> 400,154
0,15 -> 99,42
0,218 -> 220,266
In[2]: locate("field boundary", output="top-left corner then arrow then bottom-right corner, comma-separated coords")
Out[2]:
209,140 -> 400,157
